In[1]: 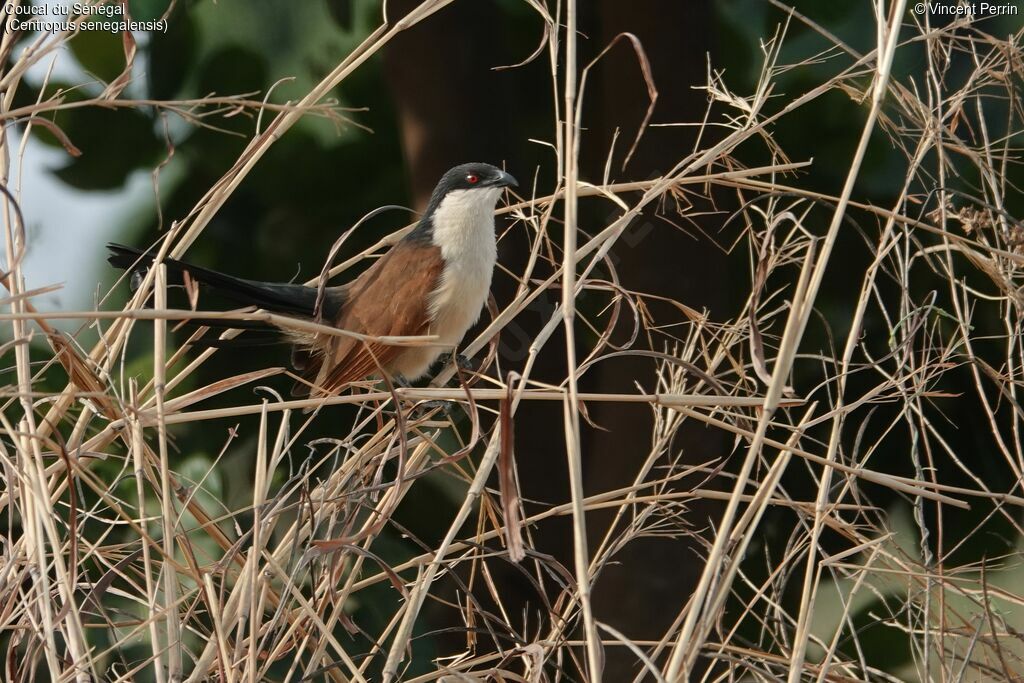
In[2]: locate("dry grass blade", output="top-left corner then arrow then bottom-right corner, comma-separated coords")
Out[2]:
499,373 -> 526,563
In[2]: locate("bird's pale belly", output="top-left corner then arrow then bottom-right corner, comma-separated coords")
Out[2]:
390,259 -> 492,380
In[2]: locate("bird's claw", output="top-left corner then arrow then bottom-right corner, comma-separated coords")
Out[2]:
409,399 -> 456,419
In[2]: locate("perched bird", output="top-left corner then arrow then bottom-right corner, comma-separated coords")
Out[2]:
108,162 -> 517,397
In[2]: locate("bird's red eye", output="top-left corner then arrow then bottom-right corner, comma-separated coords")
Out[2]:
466,174 -> 479,184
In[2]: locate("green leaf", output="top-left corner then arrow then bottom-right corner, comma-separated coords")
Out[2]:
51,106 -> 163,190
67,23 -> 126,84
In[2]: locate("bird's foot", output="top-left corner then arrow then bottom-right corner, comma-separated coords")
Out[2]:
409,399 -> 457,420
392,374 -> 411,389
436,354 -> 480,388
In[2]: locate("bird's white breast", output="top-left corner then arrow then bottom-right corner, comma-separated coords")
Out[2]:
428,187 -> 500,347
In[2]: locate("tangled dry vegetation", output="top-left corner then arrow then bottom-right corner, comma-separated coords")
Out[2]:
1,1 -> 1024,681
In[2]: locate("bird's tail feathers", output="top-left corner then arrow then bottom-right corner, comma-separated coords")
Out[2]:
106,243 -> 342,319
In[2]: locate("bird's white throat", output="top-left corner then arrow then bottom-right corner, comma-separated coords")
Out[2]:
430,187 -> 502,265
425,186 -> 501,355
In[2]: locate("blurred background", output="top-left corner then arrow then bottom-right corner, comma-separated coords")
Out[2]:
7,0 -> 1024,679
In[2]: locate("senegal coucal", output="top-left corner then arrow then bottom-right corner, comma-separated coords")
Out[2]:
108,162 -> 517,398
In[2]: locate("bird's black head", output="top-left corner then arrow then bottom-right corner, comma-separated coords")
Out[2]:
424,163 -> 518,213
407,163 -> 518,243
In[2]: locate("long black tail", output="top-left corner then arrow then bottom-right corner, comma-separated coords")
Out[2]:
107,243 -> 343,320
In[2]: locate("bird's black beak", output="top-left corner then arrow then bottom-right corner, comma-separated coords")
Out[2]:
495,170 -> 518,189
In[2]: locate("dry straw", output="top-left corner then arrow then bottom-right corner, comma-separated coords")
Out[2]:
1,0 -> 1023,681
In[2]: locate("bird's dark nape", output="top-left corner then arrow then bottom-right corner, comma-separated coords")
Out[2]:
106,243 -> 345,320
